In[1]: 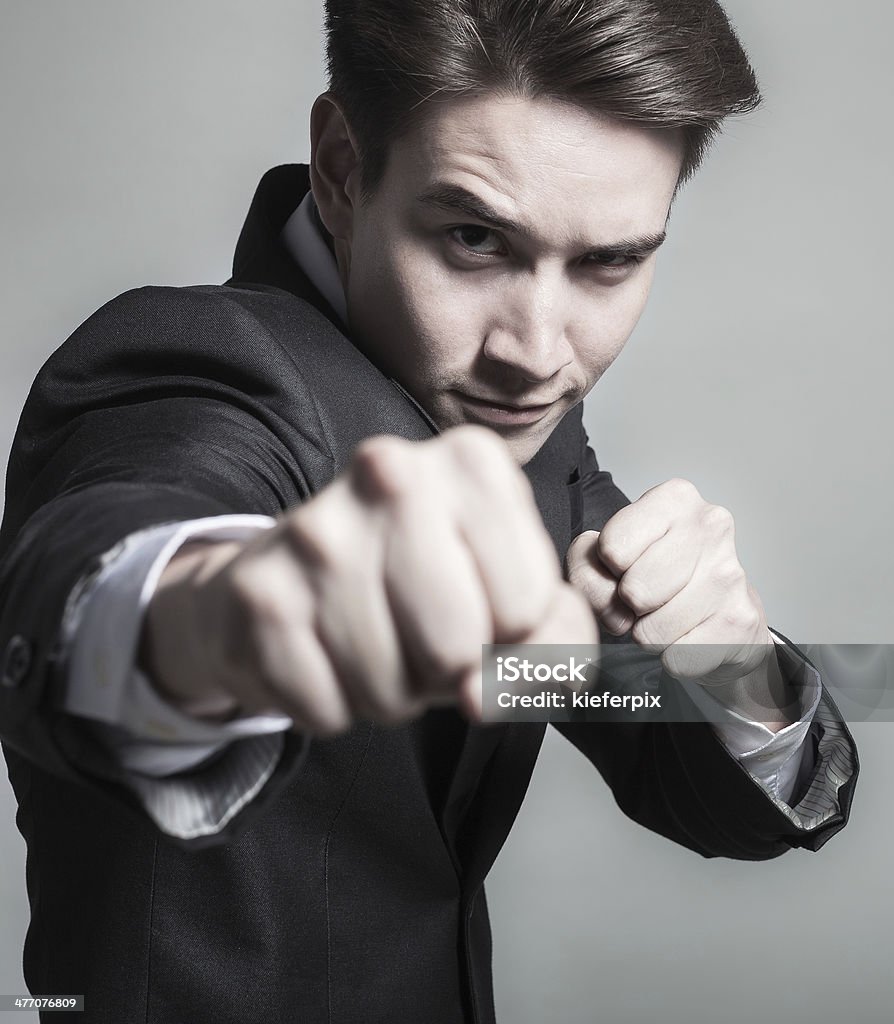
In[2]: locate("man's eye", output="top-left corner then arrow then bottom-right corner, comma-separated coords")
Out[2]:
448,225 -> 505,256
585,252 -> 644,273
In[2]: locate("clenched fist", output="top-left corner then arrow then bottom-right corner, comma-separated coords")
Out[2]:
138,426 -> 598,734
566,477 -> 773,686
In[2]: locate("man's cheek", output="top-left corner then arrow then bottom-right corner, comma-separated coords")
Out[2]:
407,290 -> 484,363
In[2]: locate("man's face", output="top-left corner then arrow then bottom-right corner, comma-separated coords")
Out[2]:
338,92 -> 683,464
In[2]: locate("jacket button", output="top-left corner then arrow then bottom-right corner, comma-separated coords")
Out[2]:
2,635 -> 32,688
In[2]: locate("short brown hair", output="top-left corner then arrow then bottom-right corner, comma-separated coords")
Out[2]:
324,0 -> 761,200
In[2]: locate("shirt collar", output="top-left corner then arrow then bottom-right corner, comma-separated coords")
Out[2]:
280,190 -> 349,327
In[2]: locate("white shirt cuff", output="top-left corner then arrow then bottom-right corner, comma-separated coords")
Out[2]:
679,631 -> 821,805
62,514 -> 292,776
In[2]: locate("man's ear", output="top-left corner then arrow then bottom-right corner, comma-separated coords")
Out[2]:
309,92 -> 362,243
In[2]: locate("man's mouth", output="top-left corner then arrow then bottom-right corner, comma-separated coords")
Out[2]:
453,391 -> 557,428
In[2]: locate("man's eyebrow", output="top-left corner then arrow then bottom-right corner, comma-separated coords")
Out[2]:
417,183 -> 524,234
591,231 -> 667,259
415,182 -> 667,257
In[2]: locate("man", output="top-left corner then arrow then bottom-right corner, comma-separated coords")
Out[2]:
0,1 -> 857,1022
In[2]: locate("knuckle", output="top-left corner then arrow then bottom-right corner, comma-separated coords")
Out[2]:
301,704 -> 353,737
617,575 -> 649,612
287,670 -> 354,735
722,602 -> 760,633
448,422 -> 503,453
630,617 -> 660,650
351,435 -> 413,501
422,645 -> 464,683
665,477 -> 700,502
417,639 -> 480,688
354,434 -> 406,464
701,503 -> 734,535
285,501 -> 343,570
495,598 -> 545,642
716,559 -> 745,589
595,533 -> 627,574
444,424 -> 512,478
743,606 -> 762,632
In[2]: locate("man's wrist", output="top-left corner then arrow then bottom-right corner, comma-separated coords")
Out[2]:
137,539 -> 244,722
696,639 -> 800,733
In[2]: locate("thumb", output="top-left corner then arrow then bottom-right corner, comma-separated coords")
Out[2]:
565,531 -> 636,636
564,530 -> 601,580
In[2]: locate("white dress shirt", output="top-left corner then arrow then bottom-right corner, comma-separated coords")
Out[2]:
61,190 -> 822,838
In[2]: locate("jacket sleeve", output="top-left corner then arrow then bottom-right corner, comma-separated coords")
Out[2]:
552,439 -> 859,860
0,284 -> 330,847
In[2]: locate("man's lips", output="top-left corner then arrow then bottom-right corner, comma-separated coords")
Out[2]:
453,391 -> 557,427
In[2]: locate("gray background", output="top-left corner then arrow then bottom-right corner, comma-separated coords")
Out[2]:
1,1 -> 890,1021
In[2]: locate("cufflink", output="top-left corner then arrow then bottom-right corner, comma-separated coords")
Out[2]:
1,635 -> 33,689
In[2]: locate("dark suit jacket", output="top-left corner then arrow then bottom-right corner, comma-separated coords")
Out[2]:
0,164 -> 858,1024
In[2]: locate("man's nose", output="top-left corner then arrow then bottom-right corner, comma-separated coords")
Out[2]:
481,276 -> 574,384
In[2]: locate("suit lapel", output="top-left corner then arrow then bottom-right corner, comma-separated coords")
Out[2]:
455,723 -> 548,888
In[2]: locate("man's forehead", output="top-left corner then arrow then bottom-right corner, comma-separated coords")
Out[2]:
391,93 -> 683,243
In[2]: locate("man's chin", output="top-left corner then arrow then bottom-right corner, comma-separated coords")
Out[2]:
473,413 -> 564,466
505,423 -> 557,466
